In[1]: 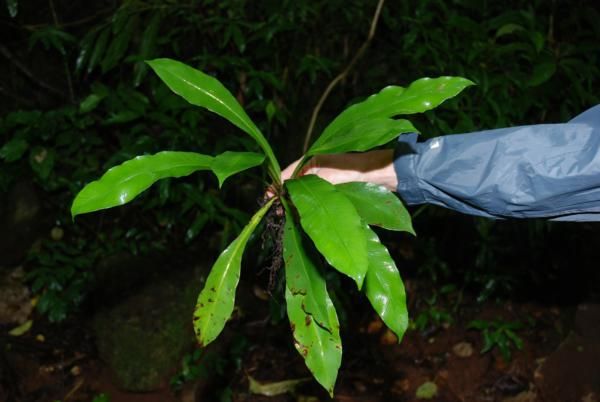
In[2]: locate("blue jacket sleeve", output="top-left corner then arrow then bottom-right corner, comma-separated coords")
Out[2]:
393,105 -> 600,221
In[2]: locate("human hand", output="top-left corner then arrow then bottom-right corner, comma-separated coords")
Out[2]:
280,150 -> 398,190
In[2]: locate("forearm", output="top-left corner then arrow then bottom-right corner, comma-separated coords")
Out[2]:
393,105 -> 600,221
283,150 -> 398,191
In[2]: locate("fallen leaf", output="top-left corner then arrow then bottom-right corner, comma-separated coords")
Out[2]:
9,319 -> 32,336
248,375 -> 310,396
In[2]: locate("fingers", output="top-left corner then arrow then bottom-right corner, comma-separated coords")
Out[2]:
280,157 -> 305,182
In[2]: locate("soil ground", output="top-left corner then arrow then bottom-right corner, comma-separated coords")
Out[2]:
2,278 -> 598,402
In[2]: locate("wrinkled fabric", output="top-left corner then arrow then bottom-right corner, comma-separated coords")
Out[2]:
393,105 -> 600,221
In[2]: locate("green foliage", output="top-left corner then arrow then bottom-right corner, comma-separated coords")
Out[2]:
282,201 -> 342,395
364,226 -> 408,340
286,175 -> 368,288
146,59 -> 281,180
70,58 -> 469,393
92,394 -> 111,402
27,238 -> 100,322
2,0 -> 597,393
468,319 -> 524,361
336,182 -> 414,233
308,78 -> 473,156
193,199 -> 274,347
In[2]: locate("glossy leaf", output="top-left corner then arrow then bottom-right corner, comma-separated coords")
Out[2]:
336,182 -> 414,234
309,117 -> 417,155
286,175 -> 367,288
364,224 -> 408,341
282,200 -> 341,396
309,77 -> 474,155
211,151 -> 264,187
71,151 -> 213,217
146,58 -> 281,180
193,199 -> 274,346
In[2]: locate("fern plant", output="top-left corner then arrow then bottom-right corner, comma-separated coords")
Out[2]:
71,58 -> 472,395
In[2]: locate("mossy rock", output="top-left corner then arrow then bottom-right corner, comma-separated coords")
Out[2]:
93,267 -> 204,392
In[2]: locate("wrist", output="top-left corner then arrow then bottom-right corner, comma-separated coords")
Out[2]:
360,150 -> 398,192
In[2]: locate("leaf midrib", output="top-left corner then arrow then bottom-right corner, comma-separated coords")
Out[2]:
286,222 -> 333,333
296,179 -> 359,280
199,200 -> 274,337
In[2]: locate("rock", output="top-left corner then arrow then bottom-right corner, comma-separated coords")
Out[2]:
92,264 -> 205,392
502,389 -> 538,402
452,341 -> 474,358
367,316 -> 383,334
391,378 -> 410,395
380,329 -> 398,345
0,180 -> 41,266
575,303 -> 600,339
0,266 -> 33,325
581,392 -> 598,402
50,227 -> 64,241
535,332 -> 600,402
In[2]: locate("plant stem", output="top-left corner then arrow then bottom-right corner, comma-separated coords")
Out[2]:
302,0 -> 386,153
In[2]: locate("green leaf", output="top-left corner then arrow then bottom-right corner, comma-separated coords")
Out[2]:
415,381 -> 438,399
336,182 -> 415,234
29,147 -> 55,180
79,93 -> 105,114
286,175 -> 367,288
282,201 -> 341,396
76,28 -> 98,74
309,77 -> 473,155
528,62 -> 556,87
101,15 -> 137,73
530,31 -> 545,53
146,58 -> 281,180
308,118 -> 417,155
87,27 -> 110,74
495,23 -> 524,38
0,138 -> 29,162
133,12 -> 161,87
211,151 -> 264,187
363,224 -> 408,341
7,0 -> 18,18
193,199 -> 274,346
71,151 -> 213,217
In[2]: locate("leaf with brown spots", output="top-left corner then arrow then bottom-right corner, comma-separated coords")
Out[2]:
193,199 -> 274,346
282,198 -> 342,396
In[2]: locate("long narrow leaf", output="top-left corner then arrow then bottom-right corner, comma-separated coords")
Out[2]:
286,175 -> 367,288
309,77 -> 473,155
146,58 -> 281,180
71,151 -> 213,218
364,224 -> 408,341
282,199 -> 341,396
308,118 -> 417,155
193,199 -> 274,346
336,182 -> 414,234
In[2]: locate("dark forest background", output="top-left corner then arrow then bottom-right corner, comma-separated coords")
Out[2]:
0,1 -> 599,400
